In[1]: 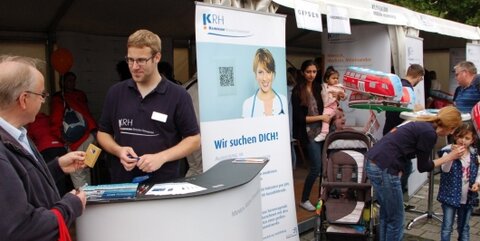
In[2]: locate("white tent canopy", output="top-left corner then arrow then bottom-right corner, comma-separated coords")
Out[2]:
274,0 -> 480,41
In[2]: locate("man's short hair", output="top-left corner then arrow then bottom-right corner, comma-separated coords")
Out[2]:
0,55 -> 39,108
127,29 -> 162,55
406,64 -> 425,78
454,61 -> 477,75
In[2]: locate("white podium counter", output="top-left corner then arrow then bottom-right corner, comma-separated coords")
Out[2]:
76,159 -> 267,241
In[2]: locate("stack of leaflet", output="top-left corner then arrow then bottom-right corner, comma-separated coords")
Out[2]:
83,183 -> 138,201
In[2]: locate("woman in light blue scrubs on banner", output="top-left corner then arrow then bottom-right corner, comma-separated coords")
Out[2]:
242,48 -> 287,118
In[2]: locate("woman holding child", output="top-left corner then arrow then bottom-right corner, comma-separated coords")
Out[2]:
292,60 -> 331,211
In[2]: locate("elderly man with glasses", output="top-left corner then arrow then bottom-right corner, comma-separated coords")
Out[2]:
0,55 -> 87,240
453,61 -> 480,114
97,29 -> 200,184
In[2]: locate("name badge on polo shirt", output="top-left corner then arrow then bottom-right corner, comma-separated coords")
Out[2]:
151,111 -> 168,123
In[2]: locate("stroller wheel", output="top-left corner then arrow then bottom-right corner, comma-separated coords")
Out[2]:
313,215 -> 322,241
368,220 -> 379,241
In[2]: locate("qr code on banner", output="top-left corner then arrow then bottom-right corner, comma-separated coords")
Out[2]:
218,66 -> 235,87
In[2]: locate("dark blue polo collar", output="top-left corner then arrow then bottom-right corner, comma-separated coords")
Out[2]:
126,77 -> 169,95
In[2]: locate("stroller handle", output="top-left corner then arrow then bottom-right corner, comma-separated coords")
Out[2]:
321,181 -> 371,189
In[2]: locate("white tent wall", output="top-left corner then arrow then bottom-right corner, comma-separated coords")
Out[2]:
388,25 -> 408,78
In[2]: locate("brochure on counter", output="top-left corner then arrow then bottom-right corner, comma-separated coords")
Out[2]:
83,183 -> 139,201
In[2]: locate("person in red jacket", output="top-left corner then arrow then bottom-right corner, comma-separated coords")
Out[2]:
50,71 -> 97,188
29,113 -> 66,156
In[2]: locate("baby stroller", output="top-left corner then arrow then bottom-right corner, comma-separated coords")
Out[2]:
315,130 -> 375,241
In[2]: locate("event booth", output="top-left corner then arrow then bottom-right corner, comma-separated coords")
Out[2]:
2,1 -> 480,241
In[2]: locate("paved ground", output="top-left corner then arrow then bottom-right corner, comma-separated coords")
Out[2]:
299,173 -> 480,241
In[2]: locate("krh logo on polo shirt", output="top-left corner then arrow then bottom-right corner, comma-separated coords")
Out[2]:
118,119 -> 133,128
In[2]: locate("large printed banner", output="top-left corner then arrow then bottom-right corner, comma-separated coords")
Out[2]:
322,24 -> 391,139
404,36 -> 428,199
195,3 -> 299,241
467,43 -> 480,75
405,36 -> 425,107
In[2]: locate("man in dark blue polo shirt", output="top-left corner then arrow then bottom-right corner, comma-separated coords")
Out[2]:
97,29 -> 200,184
453,61 -> 480,113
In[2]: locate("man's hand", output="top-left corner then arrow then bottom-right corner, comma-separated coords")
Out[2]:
58,151 -> 86,174
117,146 -> 139,171
69,189 -> 87,211
137,153 -> 166,173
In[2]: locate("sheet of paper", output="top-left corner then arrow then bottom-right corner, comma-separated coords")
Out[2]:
232,157 -> 268,164
145,182 -> 206,196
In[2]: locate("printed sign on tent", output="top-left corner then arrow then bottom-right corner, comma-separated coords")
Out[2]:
294,0 -> 322,32
405,36 -> 425,107
326,5 -> 351,34
404,35 -> 428,198
467,43 -> 480,72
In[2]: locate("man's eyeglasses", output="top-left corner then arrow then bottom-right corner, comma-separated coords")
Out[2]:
25,90 -> 49,100
455,69 -> 465,77
125,55 -> 155,66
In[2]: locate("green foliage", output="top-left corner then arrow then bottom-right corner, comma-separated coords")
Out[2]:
385,0 -> 480,26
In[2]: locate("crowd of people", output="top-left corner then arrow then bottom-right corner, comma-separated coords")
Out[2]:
289,60 -> 480,241
1,26 -> 480,240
